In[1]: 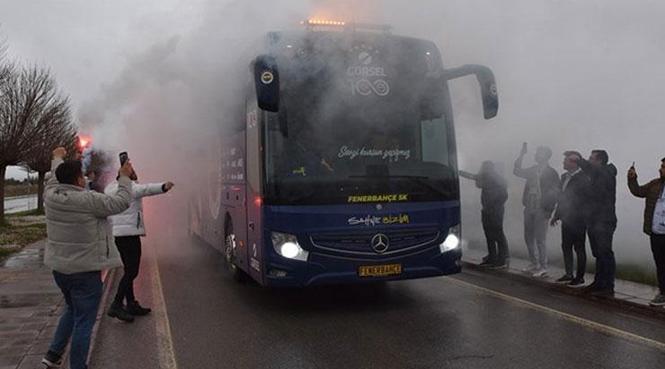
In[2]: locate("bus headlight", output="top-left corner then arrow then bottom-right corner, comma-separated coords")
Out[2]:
440,225 -> 461,253
271,232 -> 309,261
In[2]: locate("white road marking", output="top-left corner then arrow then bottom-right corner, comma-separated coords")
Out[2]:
450,277 -> 665,352
147,244 -> 179,369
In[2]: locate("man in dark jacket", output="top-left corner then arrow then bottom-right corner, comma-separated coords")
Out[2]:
460,161 -> 510,268
575,150 -> 617,296
514,143 -> 561,277
551,151 -> 590,287
627,157 -> 665,306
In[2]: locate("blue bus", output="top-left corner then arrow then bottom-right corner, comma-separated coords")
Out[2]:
189,20 -> 498,286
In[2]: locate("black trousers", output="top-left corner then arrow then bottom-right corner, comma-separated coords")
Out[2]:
561,223 -> 586,279
651,234 -> 665,294
114,236 -> 142,305
481,207 -> 509,263
588,221 -> 616,290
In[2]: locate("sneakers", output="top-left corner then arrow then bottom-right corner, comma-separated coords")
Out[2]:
555,275 -> 574,284
107,303 -> 135,322
567,278 -> 585,288
41,350 -> 62,368
532,269 -> 548,278
126,300 -> 152,316
649,294 -> 665,307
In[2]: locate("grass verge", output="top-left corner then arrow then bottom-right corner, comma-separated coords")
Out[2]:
0,214 -> 47,261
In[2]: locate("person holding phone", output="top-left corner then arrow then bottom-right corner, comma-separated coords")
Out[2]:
514,142 -> 561,278
104,152 -> 175,322
628,158 -> 665,306
42,147 -> 134,369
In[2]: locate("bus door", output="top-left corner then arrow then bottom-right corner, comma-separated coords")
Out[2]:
245,93 -> 265,283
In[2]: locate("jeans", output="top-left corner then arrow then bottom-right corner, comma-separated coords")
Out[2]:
588,221 -> 617,290
561,223 -> 587,279
114,236 -> 142,305
524,208 -> 550,269
49,271 -> 102,369
650,234 -> 665,294
482,207 -> 509,263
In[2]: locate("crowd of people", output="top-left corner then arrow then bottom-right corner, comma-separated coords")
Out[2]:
35,141 -> 665,368
462,143 -> 665,306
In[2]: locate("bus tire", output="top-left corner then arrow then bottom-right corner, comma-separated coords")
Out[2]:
224,224 -> 248,283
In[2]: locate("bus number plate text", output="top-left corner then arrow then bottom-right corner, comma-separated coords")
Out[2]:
358,264 -> 402,277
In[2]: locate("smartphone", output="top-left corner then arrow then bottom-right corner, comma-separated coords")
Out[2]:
119,152 -> 129,166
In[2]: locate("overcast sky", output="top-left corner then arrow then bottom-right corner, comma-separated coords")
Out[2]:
1,0 -> 207,179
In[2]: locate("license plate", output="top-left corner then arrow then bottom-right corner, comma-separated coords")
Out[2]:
358,264 -> 402,277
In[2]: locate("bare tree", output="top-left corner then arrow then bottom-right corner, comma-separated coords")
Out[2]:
23,99 -> 77,212
0,66 -> 65,222
0,33 -> 12,86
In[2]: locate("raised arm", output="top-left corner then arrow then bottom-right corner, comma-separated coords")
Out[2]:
90,176 -> 133,218
627,166 -> 648,198
45,147 -> 67,191
458,170 -> 478,181
513,143 -> 529,179
132,182 -> 167,199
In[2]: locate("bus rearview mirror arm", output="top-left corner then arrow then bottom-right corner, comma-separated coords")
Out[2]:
443,64 -> 498,119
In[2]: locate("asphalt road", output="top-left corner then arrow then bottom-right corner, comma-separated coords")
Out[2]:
89,222 -> 665,369
4,195 -> 37,214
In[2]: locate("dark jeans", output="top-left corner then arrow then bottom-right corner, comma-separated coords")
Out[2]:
561,223 -> 587,279
482,207 -> 509,263
588,221 -> 616,290
114,236 -> 142,305
49,271 -> 102,369
650,234 -> 665,294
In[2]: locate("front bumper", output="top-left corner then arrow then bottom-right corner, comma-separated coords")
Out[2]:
264,246 -> 462,287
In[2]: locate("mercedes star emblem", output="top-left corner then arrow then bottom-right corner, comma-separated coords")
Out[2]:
370,233 -> 390,254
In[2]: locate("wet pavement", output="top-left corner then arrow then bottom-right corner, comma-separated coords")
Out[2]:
90,229 -> 665,369
463,247 -> 663,312
0,241 -> 63,369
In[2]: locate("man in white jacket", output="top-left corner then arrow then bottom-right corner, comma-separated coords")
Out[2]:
104,167 -> 174,321
42,147 -> 134,369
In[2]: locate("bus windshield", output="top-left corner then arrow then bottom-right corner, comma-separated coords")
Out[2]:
263,32 -> 458,205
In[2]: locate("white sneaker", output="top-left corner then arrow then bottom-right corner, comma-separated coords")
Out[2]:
532,269 -> 548,278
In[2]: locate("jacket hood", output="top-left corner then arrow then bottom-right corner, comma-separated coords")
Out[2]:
607,163 -> 617,176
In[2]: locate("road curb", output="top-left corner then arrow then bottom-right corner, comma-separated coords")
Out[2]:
462,261 -> 665,320
86,267 -> 119,366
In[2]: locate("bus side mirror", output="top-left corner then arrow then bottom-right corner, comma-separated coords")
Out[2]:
443,64 -> 498,119
254,55 -> 280,112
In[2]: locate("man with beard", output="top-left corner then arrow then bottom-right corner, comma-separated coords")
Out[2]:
628,157 -> 665,306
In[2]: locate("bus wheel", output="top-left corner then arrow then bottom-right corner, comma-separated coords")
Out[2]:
224,231 -> 247,282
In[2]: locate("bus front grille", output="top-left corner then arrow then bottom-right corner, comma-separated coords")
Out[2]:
309,229 -> 440,257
